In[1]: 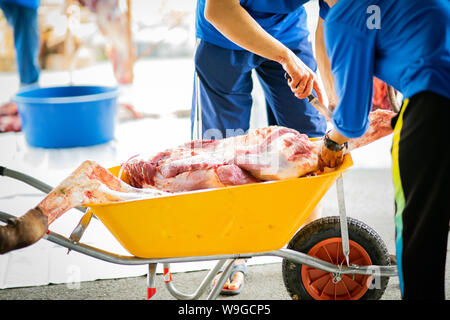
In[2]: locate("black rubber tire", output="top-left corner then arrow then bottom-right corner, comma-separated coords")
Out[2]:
282,216 -> 391,300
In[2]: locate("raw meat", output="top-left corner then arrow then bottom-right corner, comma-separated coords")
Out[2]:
0,115 -> 21,133
347,109 -> 395,150
372,77 -> 392,111
0,102 -> 21,133
124,126 -> 318,191
124,109 -> 396,191
38,160 -> 168,225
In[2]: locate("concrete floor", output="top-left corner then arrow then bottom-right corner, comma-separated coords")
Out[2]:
0,261 -> 405,300
0,168 -> 448,300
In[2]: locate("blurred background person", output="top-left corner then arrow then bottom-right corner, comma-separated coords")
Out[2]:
0,0 -> 41,88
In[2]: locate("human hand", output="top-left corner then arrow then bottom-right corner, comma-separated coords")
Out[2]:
280,50 -> 324,105
328,102 -> 337,112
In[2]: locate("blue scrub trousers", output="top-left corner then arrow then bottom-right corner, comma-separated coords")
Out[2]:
0,2 -> 40,86
191,39 -> 327,140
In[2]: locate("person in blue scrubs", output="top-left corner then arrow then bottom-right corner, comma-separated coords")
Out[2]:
194,0 -> 332,296
0,0 -> 40,87
195,0 -> 336,294
192,0 -> 332,140
318,0 -> 450,300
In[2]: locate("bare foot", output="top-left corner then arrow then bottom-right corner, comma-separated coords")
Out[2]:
227,270 -> 244,290
212,270 -> 244,290
211,260 -> 246,293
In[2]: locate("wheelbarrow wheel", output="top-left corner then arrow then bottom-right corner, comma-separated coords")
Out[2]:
282,216 -> 390,300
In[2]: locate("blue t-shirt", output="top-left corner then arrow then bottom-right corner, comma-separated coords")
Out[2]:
324,0 -> 450,138
196,0 -> 328,50
0,0 -> 40,9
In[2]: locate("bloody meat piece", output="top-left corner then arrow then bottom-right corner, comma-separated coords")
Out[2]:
0,101 -> 18,116
347,109 -> 396,150
0,102 -> 21,133
123,110 -> 396,189
372,77 -> 393,111
0,115 -> 21,133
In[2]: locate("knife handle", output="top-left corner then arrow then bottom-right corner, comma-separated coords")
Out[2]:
284,72 -> 332,121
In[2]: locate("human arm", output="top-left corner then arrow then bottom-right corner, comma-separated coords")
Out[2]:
318,17 -> 377,169
315,17 -> 338,110
204,0 -> 324,103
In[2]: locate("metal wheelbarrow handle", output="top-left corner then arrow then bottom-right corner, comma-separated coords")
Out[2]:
0,166 -> 87,214
0,166 -> 53,194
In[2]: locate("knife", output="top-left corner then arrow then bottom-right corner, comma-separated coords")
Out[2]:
284,72 -> 333,122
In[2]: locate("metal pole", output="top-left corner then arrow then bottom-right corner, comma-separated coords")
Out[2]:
193,39 -> 202,140
193,71 -> 202,140
336,175 -> 350,266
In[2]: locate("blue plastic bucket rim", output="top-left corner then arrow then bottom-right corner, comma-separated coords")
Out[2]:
13,85 -> 119,105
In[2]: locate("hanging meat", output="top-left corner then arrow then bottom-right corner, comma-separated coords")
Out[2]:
78,0 -> 134,84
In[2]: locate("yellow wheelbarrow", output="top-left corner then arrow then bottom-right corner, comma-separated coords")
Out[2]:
0,154 -> 397,300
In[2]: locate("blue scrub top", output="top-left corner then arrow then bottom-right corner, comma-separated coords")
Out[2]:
0,0 -> 39,9
324,0 -> 450,138
196,0 -> 329,50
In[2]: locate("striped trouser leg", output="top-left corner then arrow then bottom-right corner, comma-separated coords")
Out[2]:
391,92 -> 450,300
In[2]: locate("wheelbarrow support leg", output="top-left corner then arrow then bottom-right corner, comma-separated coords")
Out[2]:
163,265 -> 173,285
163,259 -> 230,300
207,259 -> 236,300
147,263 -> 157,300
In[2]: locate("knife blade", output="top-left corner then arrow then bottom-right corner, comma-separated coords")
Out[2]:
284,72 -> 333,122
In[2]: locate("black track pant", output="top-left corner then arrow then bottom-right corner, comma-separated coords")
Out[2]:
391,91 -> 450,300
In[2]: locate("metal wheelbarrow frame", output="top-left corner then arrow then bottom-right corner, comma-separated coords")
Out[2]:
0,164 -> 398,300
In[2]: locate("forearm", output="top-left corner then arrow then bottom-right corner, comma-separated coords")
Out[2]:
204,0 -> 324,102
204,0 -> 290,64
315,17 -> 338,108
328,129 -> 349,145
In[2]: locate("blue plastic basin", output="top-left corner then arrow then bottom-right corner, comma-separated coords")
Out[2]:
14,85 -> 119,148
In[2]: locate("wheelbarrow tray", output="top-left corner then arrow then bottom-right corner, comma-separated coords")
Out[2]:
87,154 -> 353,258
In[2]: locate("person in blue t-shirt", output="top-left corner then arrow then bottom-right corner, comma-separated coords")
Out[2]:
193,0 -> 332,141
194,0 -> 334,296
0,0 -> 40,87
317,0 -> 450,300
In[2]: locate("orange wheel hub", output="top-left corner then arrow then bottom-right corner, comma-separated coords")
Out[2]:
301,237 -> 373,300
